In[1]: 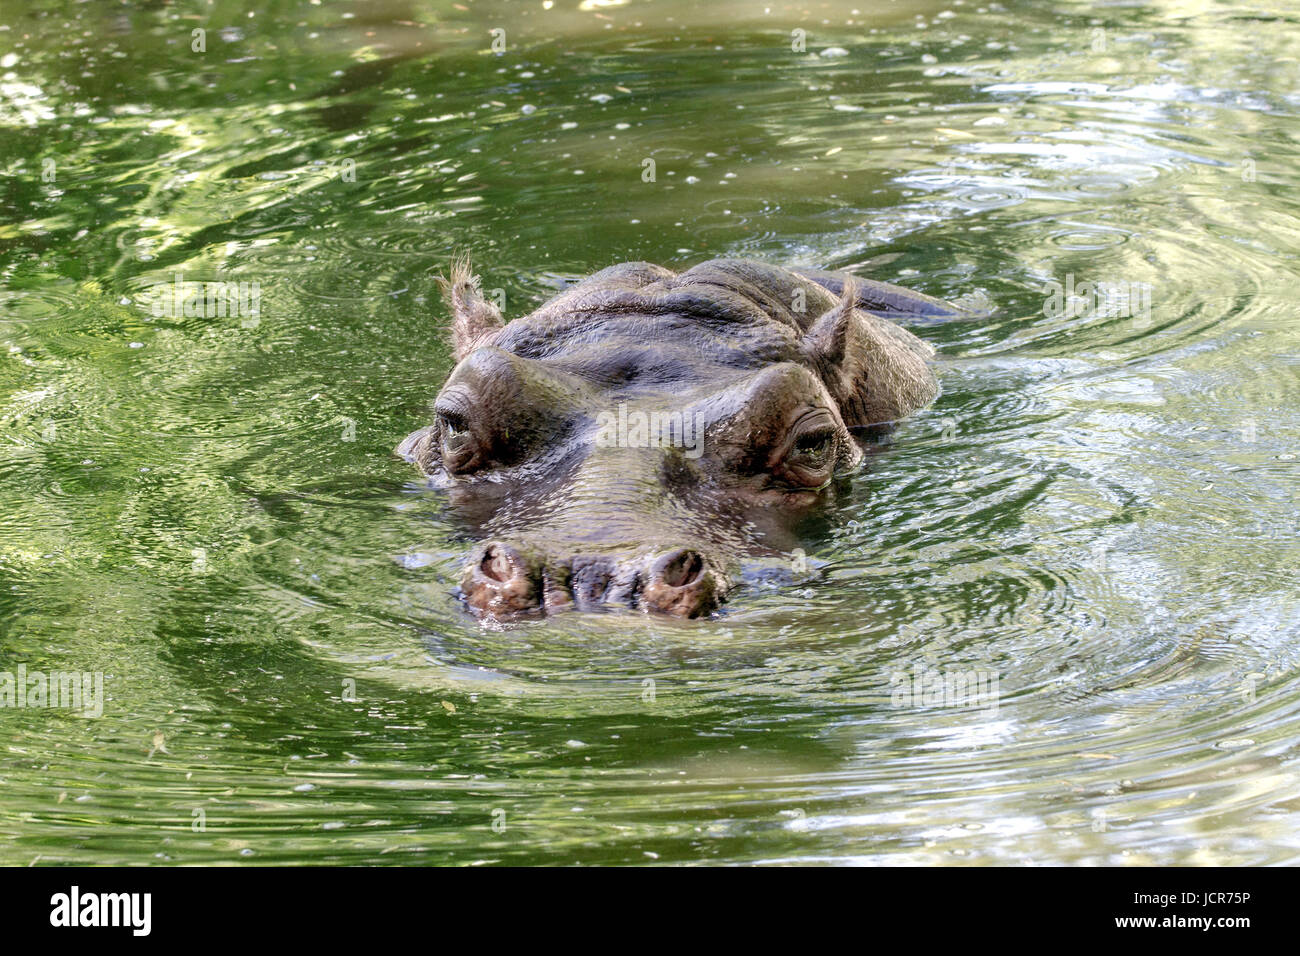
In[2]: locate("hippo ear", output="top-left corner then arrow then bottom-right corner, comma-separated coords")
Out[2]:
437,256 -> 505,361
395,425 -> 436,474
800,279 -> 940,427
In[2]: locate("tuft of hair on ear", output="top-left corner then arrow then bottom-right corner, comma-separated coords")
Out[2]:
800,277 -> 858,367
436,254 -> 505,361
800,276 -> 939,427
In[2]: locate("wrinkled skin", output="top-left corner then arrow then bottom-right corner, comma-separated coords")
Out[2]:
398,258 -> 966,619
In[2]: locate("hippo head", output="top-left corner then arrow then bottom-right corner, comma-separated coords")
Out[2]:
398,258 -> 960,619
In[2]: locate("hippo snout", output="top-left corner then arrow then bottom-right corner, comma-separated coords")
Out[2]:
459,542 -> 723,619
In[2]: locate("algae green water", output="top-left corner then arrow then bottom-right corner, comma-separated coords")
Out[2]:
2,0 -> 1299,865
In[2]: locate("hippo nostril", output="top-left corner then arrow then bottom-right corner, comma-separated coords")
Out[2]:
659,549 -> 704,588
461,543 -> 539,617
640,548 -> 719,618
481,545 -> 518,583
460,545 -> 723,619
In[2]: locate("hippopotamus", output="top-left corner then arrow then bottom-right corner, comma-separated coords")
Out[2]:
397,258 -> 965,619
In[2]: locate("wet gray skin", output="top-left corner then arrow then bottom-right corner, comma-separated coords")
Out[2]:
398,258 -> 967,619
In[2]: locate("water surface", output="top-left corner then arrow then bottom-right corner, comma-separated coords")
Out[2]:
2,0 -> 1299,865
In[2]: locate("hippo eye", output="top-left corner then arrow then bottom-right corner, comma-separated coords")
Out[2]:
793,429 -> 833,465
437,410 -> 478,472
773,421 -> 838,488
441,411 -> 466,439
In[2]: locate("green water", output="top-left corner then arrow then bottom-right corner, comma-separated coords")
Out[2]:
2,0 -> 1299,865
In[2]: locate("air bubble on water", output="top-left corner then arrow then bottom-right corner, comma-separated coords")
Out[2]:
951,289 -> 994,313
819,47 -> 850,58
590,93 -> 613,103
